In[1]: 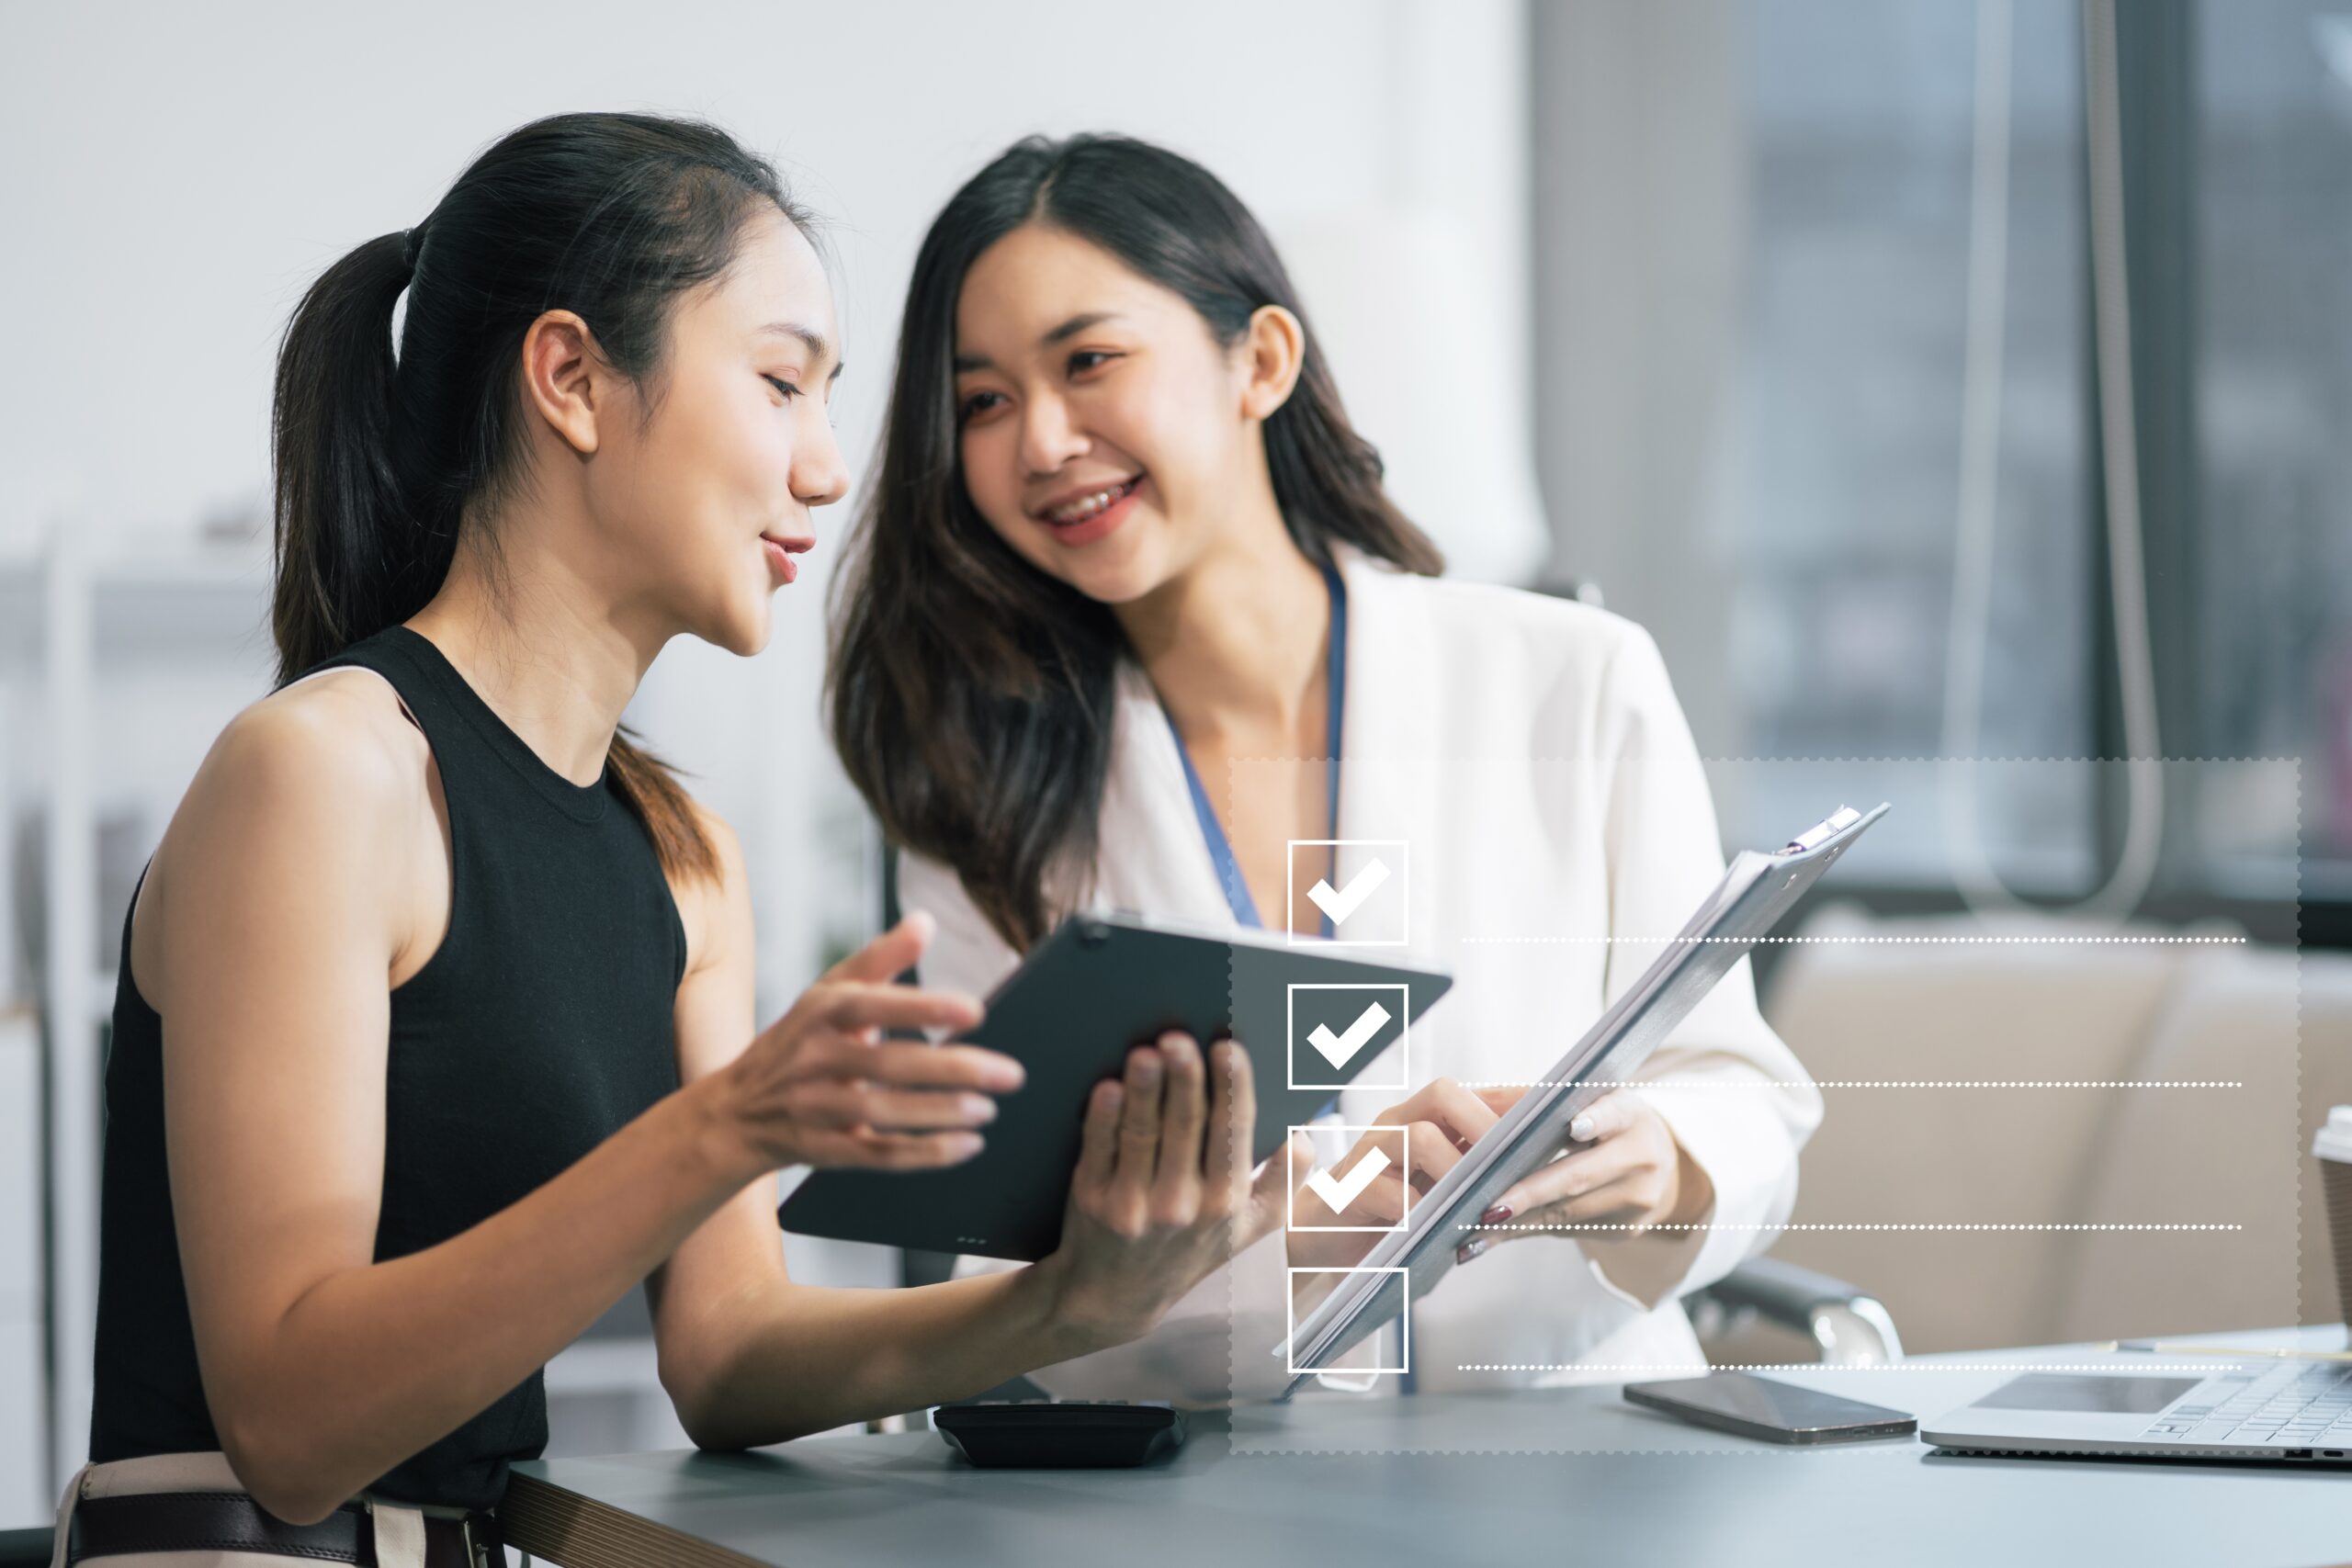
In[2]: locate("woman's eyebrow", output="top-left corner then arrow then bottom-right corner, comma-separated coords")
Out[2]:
1040,310 -> 1124,345
757,320 -> 837,372
954,311 -> 1129,374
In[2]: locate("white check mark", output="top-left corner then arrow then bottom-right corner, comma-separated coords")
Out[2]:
1303,1145 -> 1393,1213
1306,857 -> 1391,927
1306,999 -> 1392,1069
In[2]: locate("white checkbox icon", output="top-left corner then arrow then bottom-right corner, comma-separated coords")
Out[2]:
1287,983 -> 1409,1092
1285,1267 -> 1411,1376
1307,998 -> 1389,1069
1288,1125 -> 1410,1234
1287,839 -> 1409,946
1306,858 -> 1388,926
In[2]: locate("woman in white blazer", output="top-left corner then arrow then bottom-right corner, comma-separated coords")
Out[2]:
830,133 -> 1822,1404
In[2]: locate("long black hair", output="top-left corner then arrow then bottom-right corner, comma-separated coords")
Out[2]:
272,110 -> 813,880
829,133 -> 1442,949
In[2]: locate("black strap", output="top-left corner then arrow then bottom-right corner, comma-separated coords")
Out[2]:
68,1491 -> 501,1566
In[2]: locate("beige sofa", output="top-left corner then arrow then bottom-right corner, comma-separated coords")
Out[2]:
1758,904 -> 2352,1355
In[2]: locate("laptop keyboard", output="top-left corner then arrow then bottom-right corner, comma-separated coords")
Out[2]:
2140,1362 -> 2352,1449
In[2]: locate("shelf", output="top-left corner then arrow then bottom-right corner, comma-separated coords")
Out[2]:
0,538 -> 266,588
0,541 -> 271,670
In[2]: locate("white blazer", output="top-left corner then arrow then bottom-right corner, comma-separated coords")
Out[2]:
899,550 -> 1823,1402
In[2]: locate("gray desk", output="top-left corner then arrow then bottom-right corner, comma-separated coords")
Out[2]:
506,1328 -> 2352,1568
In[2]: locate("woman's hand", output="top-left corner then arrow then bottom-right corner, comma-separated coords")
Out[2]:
1453,1088 -> 1713,1264
1027,1032 -> 1312,1355
1285,1077 -> 1501,1271
707,912 -> 1025,1174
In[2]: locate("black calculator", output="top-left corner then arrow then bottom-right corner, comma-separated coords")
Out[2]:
933,1400 -> 1187,1468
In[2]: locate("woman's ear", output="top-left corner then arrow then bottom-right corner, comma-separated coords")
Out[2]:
1238,304 -> 1306,423
519,309 -> 606,457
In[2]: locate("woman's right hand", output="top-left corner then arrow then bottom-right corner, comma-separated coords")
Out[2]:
1284,1077 -> 1501,1271
1026,1032 -> 1313,1355
709,912 -> 1025,1172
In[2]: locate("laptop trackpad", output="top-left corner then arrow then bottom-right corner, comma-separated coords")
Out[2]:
1969,1374 -> 2204,1414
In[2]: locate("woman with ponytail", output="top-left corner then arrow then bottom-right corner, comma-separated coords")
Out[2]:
62,113 -> 1295,1564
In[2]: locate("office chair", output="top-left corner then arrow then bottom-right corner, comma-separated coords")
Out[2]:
1685,1255 -> 1904,1364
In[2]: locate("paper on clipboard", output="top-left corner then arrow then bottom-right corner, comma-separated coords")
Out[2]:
1275,803 -> 1890,1386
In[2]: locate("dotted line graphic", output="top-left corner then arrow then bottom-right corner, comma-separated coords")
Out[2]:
1459,1221 -> 2244,1233
1461,934 -> 2248,945
1461,1078 -> 2243,1090
1453,1362 -> 2237,1375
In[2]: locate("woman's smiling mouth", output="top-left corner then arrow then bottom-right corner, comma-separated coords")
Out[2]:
1033,476 -> 1144,546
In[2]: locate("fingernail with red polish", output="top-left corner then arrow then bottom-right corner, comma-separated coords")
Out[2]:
1456,1238 -> 1489,1265
1480,1204 -> 1513,1225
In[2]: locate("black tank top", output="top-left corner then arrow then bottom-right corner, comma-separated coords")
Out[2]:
88,626 -> 686,1512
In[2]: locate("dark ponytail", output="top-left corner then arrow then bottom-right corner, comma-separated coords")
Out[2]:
830,134 -> 1442,949
271,112 -> 813,883
271,230 -> 437,681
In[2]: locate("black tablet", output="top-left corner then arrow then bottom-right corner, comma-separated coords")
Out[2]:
776,911 -> 1453,1260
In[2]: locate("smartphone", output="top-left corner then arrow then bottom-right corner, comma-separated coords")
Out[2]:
1623,1373 -> 1917,1445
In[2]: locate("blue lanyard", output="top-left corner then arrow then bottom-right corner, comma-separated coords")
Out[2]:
1166,561 -> 1346,933
1168,563 -> 1390,1381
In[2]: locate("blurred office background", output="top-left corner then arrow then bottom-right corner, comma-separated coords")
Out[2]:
2,0 -> 2347,1525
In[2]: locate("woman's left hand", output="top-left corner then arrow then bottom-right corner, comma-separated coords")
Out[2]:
1453,1089 -> 1713,1265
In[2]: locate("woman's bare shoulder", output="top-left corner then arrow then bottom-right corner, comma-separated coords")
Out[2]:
148,668 -> 437,910
198,668 -> 434,815
135,667 -> 444,1006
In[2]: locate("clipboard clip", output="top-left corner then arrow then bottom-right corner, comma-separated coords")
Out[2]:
1782,805 -> 1865,855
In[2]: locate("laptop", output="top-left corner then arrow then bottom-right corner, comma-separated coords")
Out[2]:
1924,1360 -> 2352,1464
